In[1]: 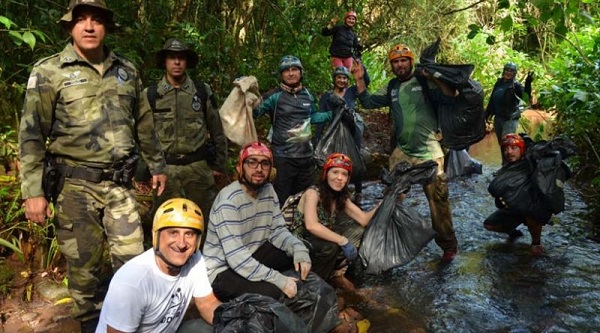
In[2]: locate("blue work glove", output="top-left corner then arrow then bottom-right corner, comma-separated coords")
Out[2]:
340,241 -> 358,262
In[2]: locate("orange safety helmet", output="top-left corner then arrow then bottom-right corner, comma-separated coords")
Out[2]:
388,44 -> 415,62
501,133 -> 526,156
322,153 -> 353,181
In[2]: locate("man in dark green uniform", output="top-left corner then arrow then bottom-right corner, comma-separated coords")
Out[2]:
352,44 -> 459,261
18,0 -> 167,331
142,38 -> 227,223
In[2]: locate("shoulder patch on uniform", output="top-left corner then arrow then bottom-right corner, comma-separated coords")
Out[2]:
33,53 -> 60,67
27,76 -> 38,89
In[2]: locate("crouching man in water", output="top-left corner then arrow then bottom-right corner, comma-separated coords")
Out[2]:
484,134 -> 550,255
203,141 -> 339,332
96,198 -> 221,332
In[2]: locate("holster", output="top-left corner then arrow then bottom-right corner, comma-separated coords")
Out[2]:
55,154 -> 139,188
42,155 -> 61,204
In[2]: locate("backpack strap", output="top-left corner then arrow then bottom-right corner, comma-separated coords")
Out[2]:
146,84 -> 159,113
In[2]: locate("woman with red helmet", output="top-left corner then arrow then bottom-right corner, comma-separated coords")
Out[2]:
289,153 -> 379,289
322,10 -> 363,69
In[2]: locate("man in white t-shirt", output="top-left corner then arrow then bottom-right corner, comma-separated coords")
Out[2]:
96,198 -> 221,333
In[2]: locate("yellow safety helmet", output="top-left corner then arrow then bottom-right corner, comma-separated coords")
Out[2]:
152,198 -> 204,252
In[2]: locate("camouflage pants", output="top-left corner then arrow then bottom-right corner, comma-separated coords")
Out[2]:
389,147 -> 458,252
55,178 -> 144,321
155,159 -> 216,218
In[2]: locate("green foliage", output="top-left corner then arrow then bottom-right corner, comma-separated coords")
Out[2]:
0,125 -> 18,171
447,31 -> 545,108
538,26 -> 600,219
0,263 -> 16,296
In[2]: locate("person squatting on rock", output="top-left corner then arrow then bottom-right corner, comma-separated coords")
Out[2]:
322,11 -> 363,70
18,0 -> 167,331
485,62 -> 534,163
290,153 -> 379,290
253,56 -> 319,206
352,44 -> 459,261
484,133 -> 550,256
96,199 -> 221,333
203,142 -> 323,300
143,37 -> 227,222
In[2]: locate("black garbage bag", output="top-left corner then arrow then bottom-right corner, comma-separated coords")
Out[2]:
438,79 -> 486,150
532,153 -> 570,214
420,37 -> 441,64
360,161 -> 439,274
444,149 -> 483,179
280,270 -> 339,333
525,137 -> 576,214
314,107 -> 366,183
213,293 -> 310,333
487,159 -> 549,220
416,38 -> 486,150
416,63 -> 475,89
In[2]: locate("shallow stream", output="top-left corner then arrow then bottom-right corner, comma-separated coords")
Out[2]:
350,133 -> 599,332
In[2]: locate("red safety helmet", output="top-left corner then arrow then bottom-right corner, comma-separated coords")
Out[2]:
238,141 -> 273,179
345,11 -> 357,20
501,133 -> 526,156
322,153 -> 353,181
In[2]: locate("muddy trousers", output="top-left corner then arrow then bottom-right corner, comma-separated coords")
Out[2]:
300,234 -> 342,280
484,209 -> 548,245
390,148 -> 458,252
211,242 -> 294,302
55,178 -> 144,322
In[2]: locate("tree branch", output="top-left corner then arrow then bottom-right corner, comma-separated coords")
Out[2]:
443,0 -> 487,15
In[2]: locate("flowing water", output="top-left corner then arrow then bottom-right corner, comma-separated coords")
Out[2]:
349,133 -> 600,333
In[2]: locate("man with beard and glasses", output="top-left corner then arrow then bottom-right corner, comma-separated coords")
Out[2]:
351,44 -> 459,261
253,55 -> 319,206
202,141 -> 313,301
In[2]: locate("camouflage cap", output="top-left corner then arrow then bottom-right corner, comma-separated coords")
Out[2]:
156,38 -> 199,69
59,0 -> 117,32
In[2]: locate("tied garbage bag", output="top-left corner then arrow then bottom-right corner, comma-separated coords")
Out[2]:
314,107 -> 366,183
219,76 -> 261,146
360,161 -> 439,274
281,270 -> 339,333
489,136 -> 576,219
444,149 -> 483,179
525,136 -> 576,214
416,38 -> 486,150
213,293 -> 310,333
488,159 -> 548,221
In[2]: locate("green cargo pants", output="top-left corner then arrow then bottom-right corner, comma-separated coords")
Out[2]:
389,147 -> 458,252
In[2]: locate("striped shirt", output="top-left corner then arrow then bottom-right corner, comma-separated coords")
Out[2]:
203,181 -> 310,290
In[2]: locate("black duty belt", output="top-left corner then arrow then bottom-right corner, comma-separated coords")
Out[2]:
57,164 -> 118,183
165,147 -> 206,165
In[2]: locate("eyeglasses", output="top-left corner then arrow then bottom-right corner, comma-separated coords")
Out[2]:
244,159 -> 272,169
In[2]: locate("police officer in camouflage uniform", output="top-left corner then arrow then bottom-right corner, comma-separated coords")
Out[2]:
142,38 -> 227,224
18,0 -> 167,331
